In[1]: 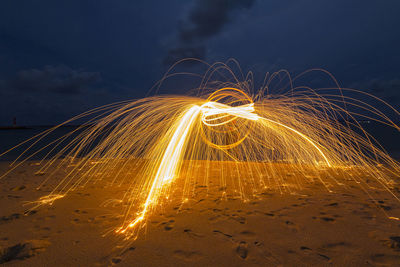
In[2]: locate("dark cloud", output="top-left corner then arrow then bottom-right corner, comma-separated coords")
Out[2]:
179,0 -> 255,43
0,65 -> 111,125
164,0 -> 255,65
3,65 -> 101,95
0,0 -> 399,125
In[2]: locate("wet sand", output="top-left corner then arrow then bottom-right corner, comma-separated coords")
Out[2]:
1,160 -> 400,266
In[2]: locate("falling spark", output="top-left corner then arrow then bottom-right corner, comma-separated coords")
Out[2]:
1,61 -> 400,239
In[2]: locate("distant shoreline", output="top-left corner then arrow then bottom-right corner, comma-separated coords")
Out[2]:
0,126 -> 32,130
0,125 -> 88,130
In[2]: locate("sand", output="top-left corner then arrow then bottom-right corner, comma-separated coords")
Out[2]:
1,160 -> 400,266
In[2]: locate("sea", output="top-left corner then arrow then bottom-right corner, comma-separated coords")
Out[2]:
0,122 -> 399,161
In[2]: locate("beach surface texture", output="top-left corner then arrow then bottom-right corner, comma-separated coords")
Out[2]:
1,160 -> 400,266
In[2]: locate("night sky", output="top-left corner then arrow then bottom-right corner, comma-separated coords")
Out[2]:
0,0 -> 399,125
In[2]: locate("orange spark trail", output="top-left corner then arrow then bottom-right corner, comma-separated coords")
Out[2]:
119,100 -> 330,233
1,63 -> 399,242
118,105 -> 201,233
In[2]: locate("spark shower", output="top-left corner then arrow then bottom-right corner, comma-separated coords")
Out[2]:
1,60 -> 400,239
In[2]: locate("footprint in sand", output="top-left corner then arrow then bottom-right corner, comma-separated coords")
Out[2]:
320,241 -> 354,252
7,194 -> 22,199
213,230 -> 233,241
236,241 -> 248,259
31,224 -> 52,234
0,239 -> 50,264
11,185 -> 26,191
320,217 -> 336,222
229,214 -> 246,224
300,246 -> 312,254
0,213 -> 21,224
103,246 -> 136,265
253,241 -> 280,264
299,246 -> 331,262
312,216 -> 336,223
252,210 -> 275,218
208,214 -> 225,223
71,218 -> 82,225
376,200 -> 393,211
264,212 -> 275,217
317,253 -> 331,261
119,246 -> 135,256
74,209 -> 88,214
381,236 -> 400,251
93,214 -> 108,222
284,220 -> 299,232
111,257 -> 122,264
159,220 -> 175,231
183,229 -> 204,238
324,202 -> 338,207
239,230 -> 256,237
173,250 -> 203,261
369,253 -> 400,265
389,236 -> 400,250
208,208 -> 229,221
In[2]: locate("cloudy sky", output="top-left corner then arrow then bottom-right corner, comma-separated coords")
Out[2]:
0,0 -> 399,125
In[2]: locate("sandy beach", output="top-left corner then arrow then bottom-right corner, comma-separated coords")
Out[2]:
0,160 -> 399,266
1,0 -> 400,265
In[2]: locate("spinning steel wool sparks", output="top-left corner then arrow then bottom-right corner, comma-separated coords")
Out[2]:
1,61 -> 400,239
